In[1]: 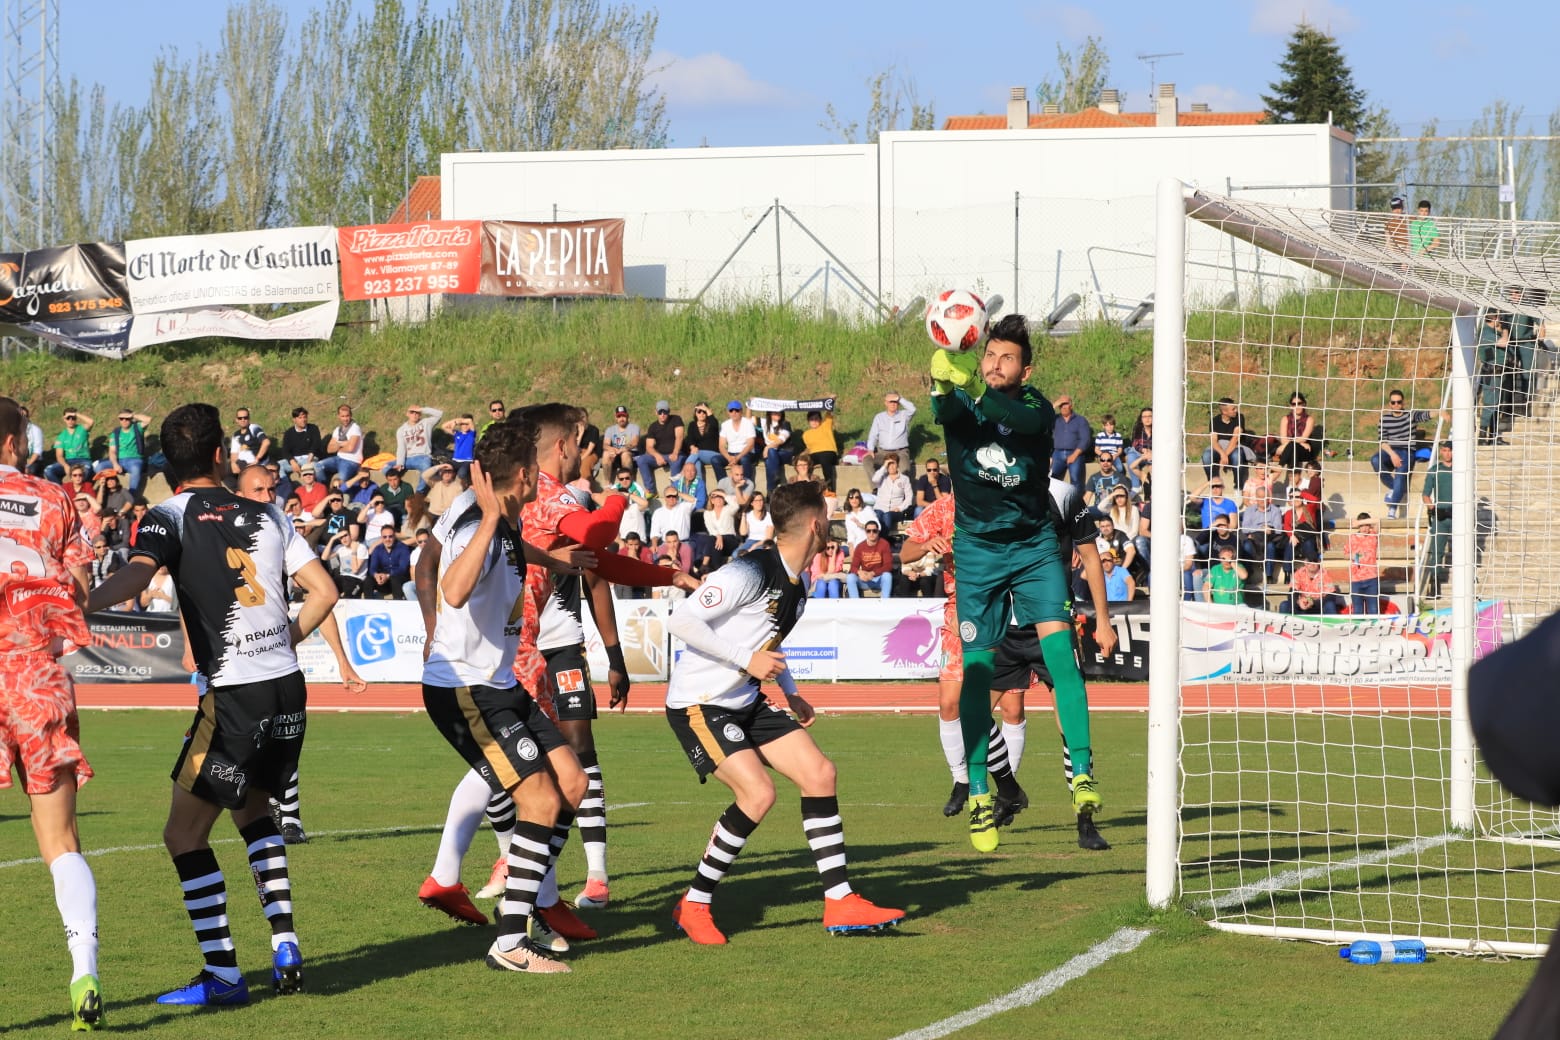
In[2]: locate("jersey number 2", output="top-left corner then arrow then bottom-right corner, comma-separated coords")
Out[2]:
225,546 -> 267,607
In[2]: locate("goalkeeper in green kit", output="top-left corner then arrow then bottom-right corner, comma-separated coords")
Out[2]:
930,314 -> 1100,852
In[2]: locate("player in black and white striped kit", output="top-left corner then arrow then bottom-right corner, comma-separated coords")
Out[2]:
86,403 -> 340,1007
664,480 -> 904,944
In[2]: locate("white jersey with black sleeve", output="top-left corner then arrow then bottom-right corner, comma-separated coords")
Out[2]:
131,485 -> 316,686
423,506 -> 527,690
665,546 -> 806,711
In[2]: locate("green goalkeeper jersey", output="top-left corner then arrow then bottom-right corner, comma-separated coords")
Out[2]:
932,383 -> 1056,539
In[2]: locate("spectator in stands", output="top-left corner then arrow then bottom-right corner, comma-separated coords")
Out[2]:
265,459 -> 292,504
654,530 -> 693,573
1369,389 -> 1433,519
279,406 -> 325,480
758,409 -> 794,490
808,538 -> 849,598
89,537 -> 121,587
614,532 -> 653,599
1287,558 -> 1344,615
394,403 -> 442,476
346,469 -> 378,507
842,488 -> 874,551
737,490 -> 774,553
309,492 -> 352,554
1477,309 -> 1512,446
293,464 -> 329,516
1422,440 -> 1453,598
612,467 -> 651,541
865,392 -> 915,479
440,413 -> 478,480
1410,199 -> 1441,255
719,401 -> 758,481
897,548 -> 941,598
98,511 -> 128,559
1094,413 -> 1124,466
1050,394 -> 1092,486
226,406 -> 269,481
408,530 -> 430,593
1192,478 -> 1238,532
791,452 -> 825,487
1293,458 -> 1323,501
1283,489 -> 1324,577
913,457 -> 950,516
801,407 -> 840,490
682,402 -> 726,485
1238,484 -> 1286,583
1347,512 -> 1382,615
1100,549 -> 1135,602
366,524 -> 411,599
1094,516 -> 1136,574
325,525 -> 368,598
318,404 -> 364,485
649,485 -> 694,545
636,400 -> 685,491
1385,195 -> 1410,253
71,493 -> 101,551
97,408 -> 152,496
1242,461 -> 1277,505
1126,407 -> 1153,494
845,521 -> 893,598
701,488 -> 739,567
45,408 -> 94,484
653,558 -> 690,604
1201,397 -> 1255,490
1199,514 -> 1241,575
358,493 -> 394,538
1201,547 -> 1245,605
670,459 -> 707,511
1181,519 -> 1200,601
1086,454 -> 1127,507
20,403 -> 44,476
140,565 -> 177,613
379,466 -> 413,529
422,463 -> 463,522
870,454 -> 913,535
714,467 -> 757,508
1106,484 -> 1146,569
481,399 -> 506,434
1274,391 -> 1316,469
96,472 -> 133,519
576,408 -> 602,488
62,465 -> 93,510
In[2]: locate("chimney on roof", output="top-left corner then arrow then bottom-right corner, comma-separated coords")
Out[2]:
1006,86 -> 1029,130
1040,102 -> 1060,115
1190,101 -> 1210,113
1099,88 -> 1121,115
1156,82 -> 1178,127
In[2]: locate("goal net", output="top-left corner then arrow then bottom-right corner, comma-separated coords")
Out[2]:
1145,180 -> 1560,956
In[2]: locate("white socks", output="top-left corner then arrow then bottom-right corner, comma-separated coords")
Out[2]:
432,770 -> 491,886
1002,721 -> 1028,775
536,865 -> 560,909
938,718 -> 968,781
51,852 -> 98,981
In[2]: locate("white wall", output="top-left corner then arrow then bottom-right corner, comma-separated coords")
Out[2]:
443,124 -> 1350,317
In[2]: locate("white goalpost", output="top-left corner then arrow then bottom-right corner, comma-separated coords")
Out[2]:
1146,177 -> 1560,956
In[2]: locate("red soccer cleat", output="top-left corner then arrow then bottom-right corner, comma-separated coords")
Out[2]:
419,876 -> 489,926
823,892 -> 905,934
536,900 -> 599,941
672,895 -> 727,945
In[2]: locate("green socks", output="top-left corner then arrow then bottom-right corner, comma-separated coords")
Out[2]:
959,649 -> 996,795
1040,630 -> 1092,777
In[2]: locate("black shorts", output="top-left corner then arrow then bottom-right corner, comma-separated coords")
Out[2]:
171,671 -> 307,810
423,682 -> 568,794
990,626 -> 1078,693
666,698 -> 803,780
544,645 -> 598,722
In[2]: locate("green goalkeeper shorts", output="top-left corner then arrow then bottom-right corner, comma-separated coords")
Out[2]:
952,526 -> 1071,650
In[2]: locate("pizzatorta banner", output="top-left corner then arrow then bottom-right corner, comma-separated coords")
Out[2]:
337,221 -> 482,300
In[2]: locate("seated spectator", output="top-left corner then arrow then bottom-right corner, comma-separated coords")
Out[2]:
1369,391 -> 1434,520
61,465 -> 93,509
481,399 -> 507,434
139,564 -> 177,613
871,454 -> 914,535
422,463 -> 464,521
89,537 -> 121,588
97,472 -> 133,519
20,403 -> 44,477
395,403 -> 443,476
379,467 -> 414,529
736,491 -> 775,553
714,469 -> 757,508
98,512 -> 128,558
1201,398 -> 1256,489
1241,461 -> 1277,505
602,405 -> 639,477
1191,477 -> 1238,533
1283,489 -> 1324,573
318,404 -> 364,485
1094,515 -> 1139,578
1126,407 -> 1153,493
1347,512 -> 1382,615
433,413 -> 474,481
1201,547 -> 1246,604
719,402 -> 758,482
865,393 -> 914,478
307,493 -> 353,553
72,493 -> 101,549
759,410 -> 794,490
1274,391 -> 1317,469
649,485 -> 694,544
896,550 -> 941,598
653,558 -> 690,604
1294,458 -> 1323,500
682,402 -> 727,485
1101,549 -> 1135,601
842,488 -> 874,551
1107,486 -> 1150,571
265,459 -> 292,504
1238,485 -> 1286,583
97,409 -> 153,496
345,469 -> 378,507
636,400 -> 685,492
280,406 -> 325,480
1050,395 -> 1092,486
408,530 -> 431,597
808,539 -> 849,598
576,408 -> 602,488
654,530 -> 693,573
702,488 -> 740,566
801,407 -> 840,490
614,533 -> 653,599
293,464 -> 329,516
1086,454 -> 1128,507
610,468 -> 651,541
226,408 -> 269,483
1180,519 -> 1200,601
326,526 -> 368,598
1093,413 -> 1124,466
845,521 -> 893,598
358,494 -> 395,537
913,457 -> 950,516
1286,558 -> 1345,615
791,452 -> 825,488
366,524 -> 411,599
670,459 -> 707,512
45,409 -> 94,485
1199,514 -> 1242,574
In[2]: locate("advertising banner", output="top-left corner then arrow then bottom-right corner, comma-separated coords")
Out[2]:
337,221 -> 482,300
480,218 -> 625,297
64,611 -> 187,683
20,312 -> 135,358
124,226 -> 339,313
126,301 -> 339,351
0,243 -> 129,325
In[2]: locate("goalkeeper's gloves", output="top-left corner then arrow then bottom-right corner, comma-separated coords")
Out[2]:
930,349 -> 983,399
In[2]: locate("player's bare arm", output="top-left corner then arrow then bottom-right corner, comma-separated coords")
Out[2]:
1075,542 -> 1118,658
288,559 -> 339,646
83,555 -> 156,615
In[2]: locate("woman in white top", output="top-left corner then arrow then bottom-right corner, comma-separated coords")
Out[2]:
842,488 -> 874,551
870,455 -> 914,535
736,491 -> 775,553
327,526 -> 369,598
1106,486 -> 1141,540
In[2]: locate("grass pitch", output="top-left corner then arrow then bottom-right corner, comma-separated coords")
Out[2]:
0,710 -> 1538,1038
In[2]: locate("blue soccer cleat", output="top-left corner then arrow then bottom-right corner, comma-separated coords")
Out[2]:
272,941 -> 303,995
155,970 -> 250,1007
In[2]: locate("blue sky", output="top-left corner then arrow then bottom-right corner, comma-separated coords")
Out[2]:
62,0 -> 1556,150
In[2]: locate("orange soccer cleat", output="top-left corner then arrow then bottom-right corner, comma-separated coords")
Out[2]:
672,895 -> 728,945
536,900 -> 599,941
418,876 -> 489,926
823,892 -> 906,935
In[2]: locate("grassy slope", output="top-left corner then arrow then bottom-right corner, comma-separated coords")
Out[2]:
0,294 -> 1450,474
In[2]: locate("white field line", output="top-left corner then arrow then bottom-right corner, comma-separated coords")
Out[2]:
1199,831 -> 1459,913
888,926 -> 1153,1040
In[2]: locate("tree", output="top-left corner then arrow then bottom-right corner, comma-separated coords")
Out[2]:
46,79 -> 118,243
347,0 -> 437,224
115,50 -> 222,239
820,67 -> 935,144
1035,36 -> 1110,113
215,0 -> 289,230
1544,106 -> 1560,224
284,0 -> 357,226
1260,23 -> 1367,131
1353,105 -> 1401,212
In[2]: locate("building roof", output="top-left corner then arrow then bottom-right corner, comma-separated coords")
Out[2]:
386,175 -> 443,223
941,107 -> 1267,131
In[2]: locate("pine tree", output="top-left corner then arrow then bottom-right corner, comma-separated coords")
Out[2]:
1260,23 -> 1367,131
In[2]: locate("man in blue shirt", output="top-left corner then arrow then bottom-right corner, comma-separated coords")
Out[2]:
1050,395 -> 1092,487
366,524 -> 412,600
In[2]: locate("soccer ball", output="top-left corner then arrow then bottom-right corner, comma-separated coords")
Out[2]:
925,289 -> 987,351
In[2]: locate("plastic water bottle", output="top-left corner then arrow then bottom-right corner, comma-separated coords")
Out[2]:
1339,939 -> 1427,964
